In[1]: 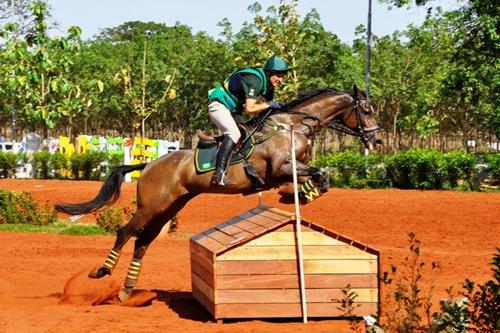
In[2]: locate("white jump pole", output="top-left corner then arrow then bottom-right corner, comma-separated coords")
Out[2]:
290,124 -> 308,323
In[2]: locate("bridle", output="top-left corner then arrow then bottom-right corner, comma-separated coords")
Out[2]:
325,97 -> 380,144
246,93 -> 380,145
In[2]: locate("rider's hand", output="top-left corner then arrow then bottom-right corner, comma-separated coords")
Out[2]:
268,101 -> 285,109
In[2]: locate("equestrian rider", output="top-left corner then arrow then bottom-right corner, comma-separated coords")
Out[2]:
207,55 -> 291,186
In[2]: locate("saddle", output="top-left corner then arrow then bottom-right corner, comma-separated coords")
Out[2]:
194,126 -> 264,188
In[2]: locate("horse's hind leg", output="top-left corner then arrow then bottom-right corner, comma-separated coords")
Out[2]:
118,194 -> 196,303
117,214 -> 167,302
88,209 -> 152,279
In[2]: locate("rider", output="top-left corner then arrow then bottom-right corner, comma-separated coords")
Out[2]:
207,55 -> 291,186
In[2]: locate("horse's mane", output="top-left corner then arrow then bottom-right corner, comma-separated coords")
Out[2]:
284,88 -> 341,109
244,87 -> 351,127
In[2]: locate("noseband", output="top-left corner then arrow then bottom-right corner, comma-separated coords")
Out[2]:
326,98 -> 380,143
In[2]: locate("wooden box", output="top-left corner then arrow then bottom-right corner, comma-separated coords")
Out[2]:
190,206 -> 380,320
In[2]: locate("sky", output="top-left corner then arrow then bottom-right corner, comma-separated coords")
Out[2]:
42,0 -> 460,45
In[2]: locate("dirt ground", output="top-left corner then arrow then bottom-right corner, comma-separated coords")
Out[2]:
0,179 -> 498,333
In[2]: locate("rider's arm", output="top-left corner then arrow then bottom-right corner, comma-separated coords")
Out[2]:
244,98 -> 271,115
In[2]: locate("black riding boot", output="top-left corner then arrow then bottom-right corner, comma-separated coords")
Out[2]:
211,135 -> 236,186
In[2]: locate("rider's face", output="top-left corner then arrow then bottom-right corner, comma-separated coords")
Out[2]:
269,72 -> 286,87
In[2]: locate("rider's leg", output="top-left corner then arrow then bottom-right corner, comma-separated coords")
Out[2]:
211,135 -> 236,186
208,101 -> 241,186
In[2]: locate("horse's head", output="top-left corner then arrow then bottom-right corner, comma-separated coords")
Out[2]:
273,86 -> 382,150
337,85 -> 383,150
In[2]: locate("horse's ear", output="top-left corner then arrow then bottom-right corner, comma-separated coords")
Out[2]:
353,84 -> 359,96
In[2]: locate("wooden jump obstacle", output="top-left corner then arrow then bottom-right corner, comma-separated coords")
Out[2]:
190,205 -> 380,320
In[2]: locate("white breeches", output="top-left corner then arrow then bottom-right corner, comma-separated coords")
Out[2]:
208,101 -> 241,144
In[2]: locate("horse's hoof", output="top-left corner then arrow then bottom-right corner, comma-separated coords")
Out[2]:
88,266 -> 111,279
118,288 -> 132,303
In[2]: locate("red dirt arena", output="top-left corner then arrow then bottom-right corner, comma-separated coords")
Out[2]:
0,179 -> 498,332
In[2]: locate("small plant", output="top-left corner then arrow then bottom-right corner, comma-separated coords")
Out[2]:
429,290 -> 468,333
31,150 -> 52,179
0,151 -> 21,178
96,206 -> 133,234
380,232 -> 440,332
462,248 -> 500,332
49,151 -> 68,179
0,189 -> 57,225
333,284 -> 363,333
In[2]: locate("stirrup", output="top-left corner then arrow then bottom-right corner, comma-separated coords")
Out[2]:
211,170 -> 228,186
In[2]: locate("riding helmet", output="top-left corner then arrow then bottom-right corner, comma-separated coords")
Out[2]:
264,56 -> 291,73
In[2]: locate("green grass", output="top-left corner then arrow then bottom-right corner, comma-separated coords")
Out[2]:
0,221 -> 110,235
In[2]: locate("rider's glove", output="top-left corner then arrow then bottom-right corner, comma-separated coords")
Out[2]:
268,101 -> 285,109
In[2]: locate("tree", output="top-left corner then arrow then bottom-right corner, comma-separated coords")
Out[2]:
0,0 -> 84,138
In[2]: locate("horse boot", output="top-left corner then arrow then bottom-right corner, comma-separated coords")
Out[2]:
211,135 -> 236,186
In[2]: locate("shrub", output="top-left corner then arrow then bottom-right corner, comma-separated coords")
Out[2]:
440,150 -> 477,190
70,151 -> 108,180
313,151 -> 383,188
0,189 -> 57,225
0,151 -> 20,178
380,232 -> 439,331
462,248 -> 500,332
385,149 -> 442,189
31,150 -> 52,179
96,206 -> 133,234
49,151 -> 68,179
484,153 -> 500,180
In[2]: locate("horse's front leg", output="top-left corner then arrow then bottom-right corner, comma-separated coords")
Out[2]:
276,161 -> 328,203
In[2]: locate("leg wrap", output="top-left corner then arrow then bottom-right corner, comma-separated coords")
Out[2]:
102,248 -> 120,271
301,180 -> 321,203
124,259 -> 142,288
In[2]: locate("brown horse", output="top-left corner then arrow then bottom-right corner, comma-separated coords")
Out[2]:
56,85 -> 382,302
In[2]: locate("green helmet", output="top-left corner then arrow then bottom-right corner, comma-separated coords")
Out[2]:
264,56 -> 291,73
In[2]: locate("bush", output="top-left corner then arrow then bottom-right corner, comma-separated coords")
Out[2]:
440,150 -> 478,190
484,153 -> 500,180
31,150 -> 52,179
462,248 -> 500,332
0,189 -> 58,225
313,151 -> 384,188
96,206 -> 133,234
0,151 -> 21,178
70,151 -> 108,180
385,149 -> 442,189
49,151 -> 69,179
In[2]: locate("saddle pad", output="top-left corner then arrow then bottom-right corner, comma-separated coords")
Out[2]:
194,137 -> 255,173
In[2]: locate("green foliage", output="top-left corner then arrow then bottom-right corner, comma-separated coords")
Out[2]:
312,151 -> 385,188
440,150 -> 478,190
49,151 -> 68,179
0,150 -> 20,177
333,284 -> 364,333
0,189 -> 57,225
484,153 -> 500,180
31,150 -> 51,178
385,149 -> 442,189
96,206 -> 133,234
69,150 -> 107,180
430,297 -> 468,333
462,248 -> 500,332
0,221 -> 109,235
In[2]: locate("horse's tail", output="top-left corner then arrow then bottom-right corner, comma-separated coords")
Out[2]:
55,163 -> 147,215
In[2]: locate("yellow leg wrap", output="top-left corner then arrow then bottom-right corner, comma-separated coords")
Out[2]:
103,249 -> 120,270
301,180 -> 314,192
304,186 -> 321,202
126,260 -> 142,281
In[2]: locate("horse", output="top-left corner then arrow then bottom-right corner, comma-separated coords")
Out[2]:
55,85 -> 382,303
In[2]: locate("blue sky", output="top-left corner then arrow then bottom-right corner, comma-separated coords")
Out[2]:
45,0 -> 459,44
